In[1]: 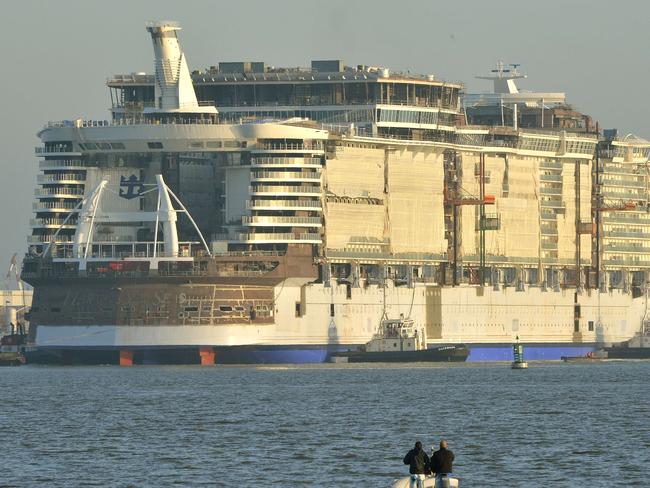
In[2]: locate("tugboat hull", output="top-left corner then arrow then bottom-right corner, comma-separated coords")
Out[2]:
604,347 -> 650,359
331,345 -> 469,363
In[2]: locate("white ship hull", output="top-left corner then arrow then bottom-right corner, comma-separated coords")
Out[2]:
33,280 -> 646,363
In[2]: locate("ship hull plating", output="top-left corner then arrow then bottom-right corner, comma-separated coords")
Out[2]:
27,278 -> 645,364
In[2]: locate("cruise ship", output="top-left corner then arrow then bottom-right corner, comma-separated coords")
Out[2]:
22,22 -> 650,364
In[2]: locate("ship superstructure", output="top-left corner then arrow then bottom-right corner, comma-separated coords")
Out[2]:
22,24 -> 650,364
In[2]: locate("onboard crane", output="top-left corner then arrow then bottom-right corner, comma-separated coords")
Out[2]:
445,153 -> 498,286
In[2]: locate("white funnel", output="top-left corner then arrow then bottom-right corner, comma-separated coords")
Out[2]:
145,21 -> 217,115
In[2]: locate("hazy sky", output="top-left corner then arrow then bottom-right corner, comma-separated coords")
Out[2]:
1,0 -> 648,264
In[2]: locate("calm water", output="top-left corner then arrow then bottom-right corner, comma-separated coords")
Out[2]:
2,361 -> 649,487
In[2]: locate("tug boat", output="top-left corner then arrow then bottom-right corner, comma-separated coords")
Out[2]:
0,325 -> 28,366
605,330 -> 650,359
330,316 -> 469,363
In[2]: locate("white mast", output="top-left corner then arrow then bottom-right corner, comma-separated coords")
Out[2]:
476,61 -> 526,94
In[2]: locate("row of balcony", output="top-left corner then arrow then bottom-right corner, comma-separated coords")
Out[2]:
237,232 -> 322,243
604,230 -> 650,239
539,174 -> 563,183
30,218 -> 77,228
600,175 -> 644,187
251,170 -> 321,183
35,187 -> 85,197
33,201 -> 80,211
35,146 -> 81,156
251,156 -> 322,168
247,199 -> 322,211
601,214 -> 650,224
28,234 -> 74,243
39,160 -> 87,169
539,186 -> 563,196
604,244 -> 650,253
254,142 -> 324,152
600,165 -> 645,176
249,185 -> 321,196
242,215 -> 322,227
539,161 -> 563,170
37,173 -> 86,184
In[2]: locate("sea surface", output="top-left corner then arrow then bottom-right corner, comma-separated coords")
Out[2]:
2,361 -> 649,487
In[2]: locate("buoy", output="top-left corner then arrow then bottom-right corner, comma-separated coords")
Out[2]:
511,339 -> 528,369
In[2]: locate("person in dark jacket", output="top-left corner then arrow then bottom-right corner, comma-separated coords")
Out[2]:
403,441 -> 430,488
430,440 -> 455,487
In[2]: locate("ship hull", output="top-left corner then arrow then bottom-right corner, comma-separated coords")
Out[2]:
25,342 -> 600,365
26,278 -> 646,365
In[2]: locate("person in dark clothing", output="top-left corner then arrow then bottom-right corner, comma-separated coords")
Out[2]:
430,440 -> 455,487
403,441 -> 430,488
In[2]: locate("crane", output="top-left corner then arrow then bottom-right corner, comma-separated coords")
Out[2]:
444,153 -> 498,286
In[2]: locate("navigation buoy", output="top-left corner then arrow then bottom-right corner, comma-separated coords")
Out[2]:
511,339 -> 528,369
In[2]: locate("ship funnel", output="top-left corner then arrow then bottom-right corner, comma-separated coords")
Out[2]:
145,21 -> 217,115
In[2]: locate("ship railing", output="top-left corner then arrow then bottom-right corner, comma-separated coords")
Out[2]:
210,250 -> 285,257
238,232 -> 321,241
43,117 -> 224,129
30,218 -> 77,227
251,170 -> 321,179
35,188 -> 85,197
247,199 -> 322,209
255,142 -> 324,151
47,241 -> 206,260
249,185 -> 321,194
242,216 -> 322,225
251,156 -> 322,166
33,201 -> 80,211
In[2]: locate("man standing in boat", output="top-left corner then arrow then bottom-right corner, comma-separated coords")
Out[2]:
403,441 -> 429,488
430,440 -> 455,487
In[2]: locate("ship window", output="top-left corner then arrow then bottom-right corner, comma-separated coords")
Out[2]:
330,303 -> 335,317
98,143 -> 111,150
219,305 -> 233,312
206,141 -> 222,148
346,284 -> 352,299
224,140 -> 241,148
184,306 -> 198,312
295,302 -> 302,317
234,306 -> 245,312
110,142 -> 125,150
84,142 -> 98,150
190,141 -> 204,148
588,320 -> 594,332
574,320 -> 580,332
147,142 -> 164,149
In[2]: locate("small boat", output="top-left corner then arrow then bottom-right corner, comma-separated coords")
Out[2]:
561,351 -> 603,363
511,340 -> 528,369
0,324 -> 28,366
0,351 -> 26,366
605,329 -> 650,359
391,474 -> 460,487
330,316 -> 469,363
